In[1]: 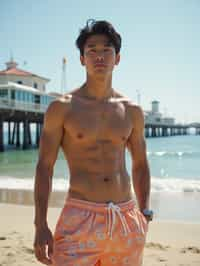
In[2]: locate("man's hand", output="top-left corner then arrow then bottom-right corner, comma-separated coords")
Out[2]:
144,216 -> 150,223
34,225 -> 53,265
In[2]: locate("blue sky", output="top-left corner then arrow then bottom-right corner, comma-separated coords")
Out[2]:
0,0 -> 200,123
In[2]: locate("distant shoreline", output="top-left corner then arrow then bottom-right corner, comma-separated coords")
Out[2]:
0,187 -> 200,223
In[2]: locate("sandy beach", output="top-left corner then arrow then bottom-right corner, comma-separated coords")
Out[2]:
0,191 -> 200,266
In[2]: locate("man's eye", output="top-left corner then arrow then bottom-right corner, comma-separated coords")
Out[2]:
104,49 -> 111,52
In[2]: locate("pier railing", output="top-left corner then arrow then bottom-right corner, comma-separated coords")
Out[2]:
0,97 -> 47,113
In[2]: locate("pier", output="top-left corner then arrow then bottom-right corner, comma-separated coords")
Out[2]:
0,99 -> 200,152
144,122 -> 200,138
0,59 -> 56,152
0,97 -> 45,152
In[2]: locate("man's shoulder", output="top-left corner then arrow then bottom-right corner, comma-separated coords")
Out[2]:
48,92 -> 73,109
113,91 -> 129,101
114,91 -> 144,122
45,94 -> 72,122
63,87 -> 82,98
114,91 -> 141,109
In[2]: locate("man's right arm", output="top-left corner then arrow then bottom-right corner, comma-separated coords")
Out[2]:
34,99 -> 65,228
34,99 -> 65,264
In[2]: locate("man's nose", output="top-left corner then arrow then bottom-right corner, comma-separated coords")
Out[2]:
96,52 -> 104,61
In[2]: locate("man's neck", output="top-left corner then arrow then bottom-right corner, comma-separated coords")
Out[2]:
82,75 -> 114,101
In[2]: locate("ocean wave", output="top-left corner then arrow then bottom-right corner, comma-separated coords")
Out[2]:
0,176 -> 68,191
147,151 -> 200,158
0,176 -> 200,193
151,177 -> 200,193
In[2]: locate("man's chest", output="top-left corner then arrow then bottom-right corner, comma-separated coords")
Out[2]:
64,100 -> 133,142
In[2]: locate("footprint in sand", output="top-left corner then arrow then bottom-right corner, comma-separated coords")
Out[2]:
180,246 -> 200,254
10,231 -> 18,235
0,236 -> 6,240
6,252 -> 14,257
146,242 -> 170,251
22,246 -> 34,254
157,257 -> 167,262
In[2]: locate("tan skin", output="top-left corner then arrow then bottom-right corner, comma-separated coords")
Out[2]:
34,34 -> 151,265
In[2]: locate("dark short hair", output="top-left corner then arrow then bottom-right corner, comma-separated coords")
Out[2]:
76,19 -> 122,56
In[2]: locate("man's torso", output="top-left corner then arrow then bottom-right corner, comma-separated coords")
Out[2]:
56,89 -> 136,203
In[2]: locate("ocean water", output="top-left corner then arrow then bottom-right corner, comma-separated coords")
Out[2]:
0,134 -> 200,193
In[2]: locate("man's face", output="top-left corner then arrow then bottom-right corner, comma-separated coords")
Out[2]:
80,34 -> 120,76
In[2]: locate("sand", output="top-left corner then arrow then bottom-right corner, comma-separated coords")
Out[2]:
0,202 -> 200,266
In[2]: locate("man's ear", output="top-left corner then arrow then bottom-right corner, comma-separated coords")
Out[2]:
80,55 -> 85,66
115,53 -> 120,65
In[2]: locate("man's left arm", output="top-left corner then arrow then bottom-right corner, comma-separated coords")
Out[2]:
127,105 -> 151,212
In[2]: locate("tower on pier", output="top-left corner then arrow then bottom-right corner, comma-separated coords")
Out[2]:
61,57 -> 67,95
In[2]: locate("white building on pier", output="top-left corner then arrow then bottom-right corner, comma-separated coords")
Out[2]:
144,100 -> 175,125
0,59 -> 56,113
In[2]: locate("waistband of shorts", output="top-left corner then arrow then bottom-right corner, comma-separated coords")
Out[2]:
65,196 -> 136,213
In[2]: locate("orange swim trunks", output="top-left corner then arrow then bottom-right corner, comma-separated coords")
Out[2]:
52,197 -> 148,266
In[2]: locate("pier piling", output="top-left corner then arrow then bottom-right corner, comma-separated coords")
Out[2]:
0,117 -> 4,152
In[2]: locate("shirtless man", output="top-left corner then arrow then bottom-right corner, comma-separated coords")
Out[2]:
34,20 -> 153,266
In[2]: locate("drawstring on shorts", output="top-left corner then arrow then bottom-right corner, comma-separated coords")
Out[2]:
107,202 -> 131,239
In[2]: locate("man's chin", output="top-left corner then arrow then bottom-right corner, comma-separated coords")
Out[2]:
93,68 -> 111,75
87,68 -> 112,77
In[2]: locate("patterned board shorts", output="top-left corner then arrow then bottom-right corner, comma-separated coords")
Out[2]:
52,197 -> 148,266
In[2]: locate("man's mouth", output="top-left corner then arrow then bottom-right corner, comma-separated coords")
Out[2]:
94,63 -> 107,67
